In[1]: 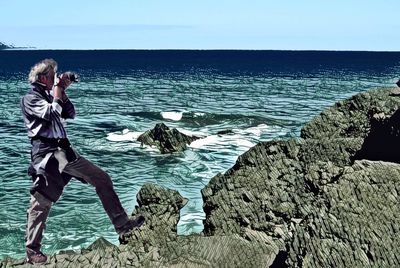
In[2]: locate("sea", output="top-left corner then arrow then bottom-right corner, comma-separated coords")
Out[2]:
1,50 -> 400,258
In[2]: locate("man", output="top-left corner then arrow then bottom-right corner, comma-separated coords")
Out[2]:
20,59 -> 144,265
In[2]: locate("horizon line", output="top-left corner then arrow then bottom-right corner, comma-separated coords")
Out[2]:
3,48 -> 400,53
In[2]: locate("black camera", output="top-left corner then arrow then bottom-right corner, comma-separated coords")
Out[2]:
64,72 -> 79,83
58,72 -> 79,83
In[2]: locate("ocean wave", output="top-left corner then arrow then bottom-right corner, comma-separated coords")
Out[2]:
189,123 -> 280,150
106,129 -> 142,141
124,110 -> 279,127
106,123 -> 285,152
161,111 -> 184,121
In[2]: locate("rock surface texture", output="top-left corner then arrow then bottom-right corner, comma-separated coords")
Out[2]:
137,123 -> 199,154
3,88 -> 400,267
202,88 -> 400,267
1,184 -> 276,267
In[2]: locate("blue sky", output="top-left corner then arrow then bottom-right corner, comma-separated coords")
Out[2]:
0,0 -> 398,50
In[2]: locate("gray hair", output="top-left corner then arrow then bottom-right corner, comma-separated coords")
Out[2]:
28,58 -> 58,84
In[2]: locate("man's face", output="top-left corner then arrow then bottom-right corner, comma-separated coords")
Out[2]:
40,69 -> 55,91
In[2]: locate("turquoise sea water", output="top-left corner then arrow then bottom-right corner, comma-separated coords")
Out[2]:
1,50 -> 400,258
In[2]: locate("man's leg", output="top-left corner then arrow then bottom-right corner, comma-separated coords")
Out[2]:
62,155 -> 137,233
25,191 -> 52,264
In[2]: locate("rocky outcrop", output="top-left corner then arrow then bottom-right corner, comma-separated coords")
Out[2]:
1,184 -> 276,267
137,123 -> 199,153
119,184 -> 277,267
202,87 -> 400,267
287,160 -> 400,267
4,87 -> 400,267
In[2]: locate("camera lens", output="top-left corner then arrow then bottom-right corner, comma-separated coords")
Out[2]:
65,72 -> 79,83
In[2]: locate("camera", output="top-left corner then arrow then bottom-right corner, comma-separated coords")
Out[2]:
64,72 -> 79,83
58,72 -> 79,83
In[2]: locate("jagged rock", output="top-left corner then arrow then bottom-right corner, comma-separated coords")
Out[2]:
202,87 -> 400,267
121,183 -> 188,246
354,108 -> 400,162
301,88 -> 400,139
137,123 -> 199,153
123,184 -> 278,267
286,160 -> 400,267
0,183 -> 277,267
85,237 -> 118,252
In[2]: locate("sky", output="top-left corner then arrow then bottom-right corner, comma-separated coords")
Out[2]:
0,0 -> 399,51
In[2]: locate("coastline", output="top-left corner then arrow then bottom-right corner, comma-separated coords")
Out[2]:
3,87 -> 400,267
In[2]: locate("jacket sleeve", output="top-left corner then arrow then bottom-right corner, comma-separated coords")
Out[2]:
21,94 -> 63,122
61,98 -> 76,119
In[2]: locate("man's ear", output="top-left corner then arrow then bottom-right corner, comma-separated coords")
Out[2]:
37,74 -> 44,83
39,74 -> 49,84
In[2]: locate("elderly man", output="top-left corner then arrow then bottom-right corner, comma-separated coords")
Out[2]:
20,59 -> 144,265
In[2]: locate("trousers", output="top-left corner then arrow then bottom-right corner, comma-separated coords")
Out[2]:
25,151 -> 130,256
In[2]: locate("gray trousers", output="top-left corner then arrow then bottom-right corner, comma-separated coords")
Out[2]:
25,152 -> 130,256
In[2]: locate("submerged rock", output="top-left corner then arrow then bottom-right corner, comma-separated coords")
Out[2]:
216,129 -> 234,135
137,123 -> 199,153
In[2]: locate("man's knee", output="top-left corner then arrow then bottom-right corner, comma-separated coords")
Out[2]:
93,170 -> 113,189
31,192 -> 52,211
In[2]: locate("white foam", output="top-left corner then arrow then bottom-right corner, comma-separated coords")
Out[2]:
176,128 -> 208,138
240,123 -> 270,136
194,112 -> 205,117
189,124 -> 274,151
179,212 -> 205,222
106,129 -> 142,142
189,135 -> 219,149
236,139 -> 256,148
161,111 -> 183,121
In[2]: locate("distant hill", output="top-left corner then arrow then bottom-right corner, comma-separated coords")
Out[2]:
0,42 -> 13,49
0,42 -> 34,50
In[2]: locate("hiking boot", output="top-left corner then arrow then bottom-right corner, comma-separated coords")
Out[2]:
26,251 -> 47,265
118,215 -> 145,244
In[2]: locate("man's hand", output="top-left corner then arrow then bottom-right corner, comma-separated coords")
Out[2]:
53,73 -> 73,101
54,73 -> 72,90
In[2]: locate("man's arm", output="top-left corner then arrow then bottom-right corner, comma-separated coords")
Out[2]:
55,76 -> 76,119
21,92 -> 63,121
60,90 -> 76,119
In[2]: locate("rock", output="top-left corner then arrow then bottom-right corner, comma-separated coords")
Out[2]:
137,123 -> 199,153
202,87 -> 400,267
216,129 -> 234,135
1,183 -> 272,267
118,183 -> 188,247
0,183 -> 276,267
286,160 -> 400,267
85,237 -> 118,252
4,87 -> 400,267
301,88 -> 400,140
354,108 -> 400,162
